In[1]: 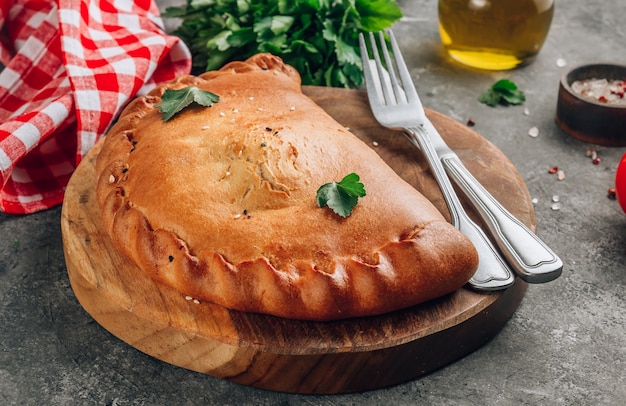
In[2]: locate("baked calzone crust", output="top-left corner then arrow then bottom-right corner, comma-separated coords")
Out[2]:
95,54 -> 478,321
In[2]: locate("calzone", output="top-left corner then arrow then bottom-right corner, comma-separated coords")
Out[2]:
95,54 -> 478,321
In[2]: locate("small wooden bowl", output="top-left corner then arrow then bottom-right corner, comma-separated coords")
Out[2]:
556,64 -> 626,146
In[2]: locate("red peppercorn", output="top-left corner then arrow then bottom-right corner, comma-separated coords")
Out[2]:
608,188 -> 617,200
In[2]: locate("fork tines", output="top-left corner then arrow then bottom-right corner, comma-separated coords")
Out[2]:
359,30 -> 418,107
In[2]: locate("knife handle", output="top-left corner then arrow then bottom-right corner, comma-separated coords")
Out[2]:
441,155 -> 563,283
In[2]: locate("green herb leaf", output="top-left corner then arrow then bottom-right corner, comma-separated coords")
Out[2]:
155,86 -> 220,121
357,0 -> 405,32
162,0 -> 403,88
479,79 -> 526,107
478,88 -> 501,107
316,173 -> 366,218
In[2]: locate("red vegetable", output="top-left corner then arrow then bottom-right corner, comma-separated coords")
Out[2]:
616,152 -> 626,213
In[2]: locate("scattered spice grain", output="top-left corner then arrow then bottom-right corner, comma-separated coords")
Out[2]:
608,188 -> 617,199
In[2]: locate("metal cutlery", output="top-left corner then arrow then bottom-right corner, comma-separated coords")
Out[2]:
359,31 -> 514,290
359,30 -> 562,286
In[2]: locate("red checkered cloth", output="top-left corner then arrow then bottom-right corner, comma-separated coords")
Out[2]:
0,0 -> 191,214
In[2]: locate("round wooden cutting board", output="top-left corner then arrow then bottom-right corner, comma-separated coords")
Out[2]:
61,87 -> 532,394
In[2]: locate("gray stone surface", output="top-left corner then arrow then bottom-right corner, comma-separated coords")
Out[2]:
1,0 -> 625,404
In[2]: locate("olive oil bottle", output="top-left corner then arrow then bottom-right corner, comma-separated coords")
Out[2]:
438,0 -> 554,70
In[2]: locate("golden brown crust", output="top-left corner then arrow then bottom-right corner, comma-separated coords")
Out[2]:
95,54 -> 478,321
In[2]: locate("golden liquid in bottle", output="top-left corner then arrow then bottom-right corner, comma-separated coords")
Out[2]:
438,0 -> 554,70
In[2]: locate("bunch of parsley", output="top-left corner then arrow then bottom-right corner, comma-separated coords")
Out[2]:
163,0 -> 403,88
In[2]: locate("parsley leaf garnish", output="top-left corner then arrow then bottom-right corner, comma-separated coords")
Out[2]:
162,0 -> 403,88
155,86 -> 220,121
316,173 -> 366,218
479,79 -> 526,107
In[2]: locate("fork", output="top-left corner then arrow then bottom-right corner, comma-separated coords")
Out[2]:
360,30 -> 563,285
359,30 -> 515,290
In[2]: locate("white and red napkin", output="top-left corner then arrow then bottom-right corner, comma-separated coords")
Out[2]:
0,0 -> 191,214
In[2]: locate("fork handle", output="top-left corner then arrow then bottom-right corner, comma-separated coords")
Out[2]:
441,154 -> 563,283
406,127 -> 515,291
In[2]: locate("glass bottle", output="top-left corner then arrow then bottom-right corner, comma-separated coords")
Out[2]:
438,0 -> 555,70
